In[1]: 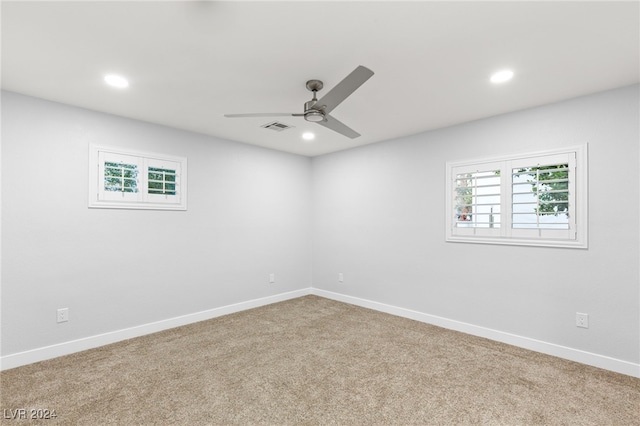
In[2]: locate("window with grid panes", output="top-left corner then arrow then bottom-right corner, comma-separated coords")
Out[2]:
148,167 -> 176,195
446,145 -> 587,248
89,145 -> 187,210
104,162 -> 139,193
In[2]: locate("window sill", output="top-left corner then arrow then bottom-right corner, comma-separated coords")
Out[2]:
446,235 -> 587,249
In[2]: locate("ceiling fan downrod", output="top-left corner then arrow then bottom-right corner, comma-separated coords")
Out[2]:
304,79 -> 325,122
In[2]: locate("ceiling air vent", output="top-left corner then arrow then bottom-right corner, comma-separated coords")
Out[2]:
261,121 -> 294,132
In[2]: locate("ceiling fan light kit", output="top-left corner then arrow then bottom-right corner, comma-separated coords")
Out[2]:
224,66 -> 374,139
304,110 -> 325,122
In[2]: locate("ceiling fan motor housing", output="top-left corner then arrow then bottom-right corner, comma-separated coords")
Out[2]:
304,99 -> 325,122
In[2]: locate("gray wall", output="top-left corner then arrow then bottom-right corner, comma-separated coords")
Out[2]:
312,85 -> 639,365
1,91 -> 312,355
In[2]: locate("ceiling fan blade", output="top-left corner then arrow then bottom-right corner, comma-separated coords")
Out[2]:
316,114 -> 361,139
224,113 -> 300,118
312,65 -> 374,114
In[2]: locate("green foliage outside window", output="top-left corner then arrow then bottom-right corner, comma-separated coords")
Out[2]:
514,164 -> 569,217
148,167 -> 177,195
104,162 -> 138,193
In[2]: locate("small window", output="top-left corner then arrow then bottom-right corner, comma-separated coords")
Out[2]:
89,145 -> 187,210
446,145 -> 587,248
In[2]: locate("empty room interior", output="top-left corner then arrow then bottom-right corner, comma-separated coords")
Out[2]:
1,1 -> 639,424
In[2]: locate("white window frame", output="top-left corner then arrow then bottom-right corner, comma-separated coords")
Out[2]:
445,145 -> 587,248
89,145 -> 187,210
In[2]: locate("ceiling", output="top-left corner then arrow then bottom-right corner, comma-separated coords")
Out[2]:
2,1 -> 638,157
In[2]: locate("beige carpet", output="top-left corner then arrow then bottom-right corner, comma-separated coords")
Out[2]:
1,295 -> 638,425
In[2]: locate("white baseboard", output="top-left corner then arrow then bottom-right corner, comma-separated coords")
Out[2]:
0,288 -> 312,371
3,287 -> 638,378
311,288 -> 640,378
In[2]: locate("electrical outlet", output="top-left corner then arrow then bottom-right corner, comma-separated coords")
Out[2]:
576,312 -> 588,328
269,273 -> 275,284
338,273 -> 344,283
57,308 -> 69,323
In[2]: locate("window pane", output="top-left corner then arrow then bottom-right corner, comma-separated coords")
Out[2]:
147,167 -> 177,195
512,182 -> 533,194
123,178 -> 136,187
122,169 -> 136,179
513,214 -> 569,229
105,167 -> 121,177
455,170 -> 500,228
538,169 -> 568,182
512,203 -> 537,214
473,194 -> 501,205
512,193 -> 537,204
103,162 -> 138,193
457,213 -> 501,228
512,172 -> 537,183
512,163 -> 569,229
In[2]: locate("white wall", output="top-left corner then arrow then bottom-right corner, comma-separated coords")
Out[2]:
3,86 -> 639,376
1,91 -> 312,359
312,85 -> 640,374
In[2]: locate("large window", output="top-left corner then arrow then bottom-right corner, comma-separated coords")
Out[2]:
446,145 -> 587,248
89,145 -> 187,210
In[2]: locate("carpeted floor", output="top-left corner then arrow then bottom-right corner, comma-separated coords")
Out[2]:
1,295 -> 638,425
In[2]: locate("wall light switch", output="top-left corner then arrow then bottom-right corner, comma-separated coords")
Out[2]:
338,273 -> 344,283
269,273 -> 275,283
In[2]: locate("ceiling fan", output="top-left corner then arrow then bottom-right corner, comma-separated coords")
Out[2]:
224,65 -> 374,139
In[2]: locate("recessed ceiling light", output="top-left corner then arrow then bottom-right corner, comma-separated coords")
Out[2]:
104,74 -> 129,89
302,132 -> 315,141
490,69 -> 514,84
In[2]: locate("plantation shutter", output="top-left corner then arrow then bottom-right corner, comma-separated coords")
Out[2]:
509,152 -> 576,240
97,151 -> 143,203
145,157 -> 182,204
451,161 -> 503,237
